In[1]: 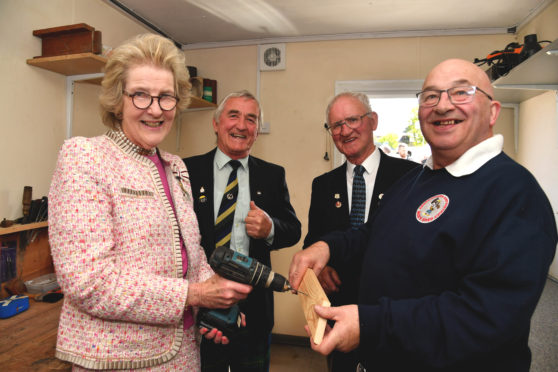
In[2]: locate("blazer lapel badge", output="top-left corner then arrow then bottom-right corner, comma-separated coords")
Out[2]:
198,186 -> 207,203
171,163 -> 191,202
334,193 -> 342,208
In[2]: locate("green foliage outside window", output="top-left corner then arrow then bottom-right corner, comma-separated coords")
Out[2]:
403,107 -> 426,147
376,107 -> 426,149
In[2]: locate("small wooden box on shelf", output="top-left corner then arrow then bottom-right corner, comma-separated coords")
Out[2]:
32,23 -> 102,58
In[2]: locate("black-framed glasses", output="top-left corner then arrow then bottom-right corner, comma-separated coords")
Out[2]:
416,85 -> 493,107
325,112 -> 371,135
123,91 -> 178,111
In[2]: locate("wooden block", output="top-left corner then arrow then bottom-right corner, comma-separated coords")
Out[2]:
298,268 -> 330,344
32,23 -> 102,57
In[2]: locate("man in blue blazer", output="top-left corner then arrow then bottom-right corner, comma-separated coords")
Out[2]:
304,92 -> 417,372
183,90 -> 301,372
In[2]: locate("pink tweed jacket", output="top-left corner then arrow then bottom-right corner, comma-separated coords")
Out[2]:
48,130 -> 212,369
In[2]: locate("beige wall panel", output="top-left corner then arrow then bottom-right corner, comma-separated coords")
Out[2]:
73,83 -> 104,138
1,0 -> 69,219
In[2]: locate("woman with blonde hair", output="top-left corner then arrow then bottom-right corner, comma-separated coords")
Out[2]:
49,33 -> 250,371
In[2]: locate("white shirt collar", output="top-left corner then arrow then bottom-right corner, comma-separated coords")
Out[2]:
346,147 -> 380,177
215,148 -> 249,170
424,134 -> 503,177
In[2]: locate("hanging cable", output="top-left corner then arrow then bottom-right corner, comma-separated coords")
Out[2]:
323,123 -> 330,161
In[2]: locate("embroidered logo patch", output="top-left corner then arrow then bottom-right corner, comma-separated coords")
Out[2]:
416,194 -> 449,223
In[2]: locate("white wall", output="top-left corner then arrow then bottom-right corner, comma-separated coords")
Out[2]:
517,92 -> 558,278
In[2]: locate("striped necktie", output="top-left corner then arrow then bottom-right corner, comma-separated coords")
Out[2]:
349,165 -> 366,229
215,160 -> 241,249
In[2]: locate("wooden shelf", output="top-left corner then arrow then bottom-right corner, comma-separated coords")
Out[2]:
493,88 -> 545,103
27,53 -> 217,108
0,221 -> 48,236
26,52 -> 106,76
188,96 -> 217,109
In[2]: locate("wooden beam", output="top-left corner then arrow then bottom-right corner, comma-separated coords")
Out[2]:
298,268 -> 330,344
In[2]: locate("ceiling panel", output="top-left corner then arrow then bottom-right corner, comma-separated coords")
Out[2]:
106,0 -> 553,48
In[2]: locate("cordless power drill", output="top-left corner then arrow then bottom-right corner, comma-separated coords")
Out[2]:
197,246 -> 294,337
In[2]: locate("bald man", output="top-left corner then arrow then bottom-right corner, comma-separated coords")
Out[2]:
289,59 -> 557,372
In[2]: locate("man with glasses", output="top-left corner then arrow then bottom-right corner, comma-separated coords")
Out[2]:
304,92 -> 417,372
290,59 -> 556,372
183,90 -> 301,372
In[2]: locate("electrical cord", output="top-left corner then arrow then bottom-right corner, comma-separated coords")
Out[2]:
323,123 -> 330,161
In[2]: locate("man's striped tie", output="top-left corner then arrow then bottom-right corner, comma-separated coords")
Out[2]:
215,160 -> 241,248
349,165 -> 366,229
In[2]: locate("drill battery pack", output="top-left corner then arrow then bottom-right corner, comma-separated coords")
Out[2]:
197,304 -> 241,338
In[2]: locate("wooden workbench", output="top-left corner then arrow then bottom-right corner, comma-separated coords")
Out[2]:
0,222 -> 54,298
0,299 -> 70,371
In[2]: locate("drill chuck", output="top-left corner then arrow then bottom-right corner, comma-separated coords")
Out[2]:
261,268 -> 290,292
